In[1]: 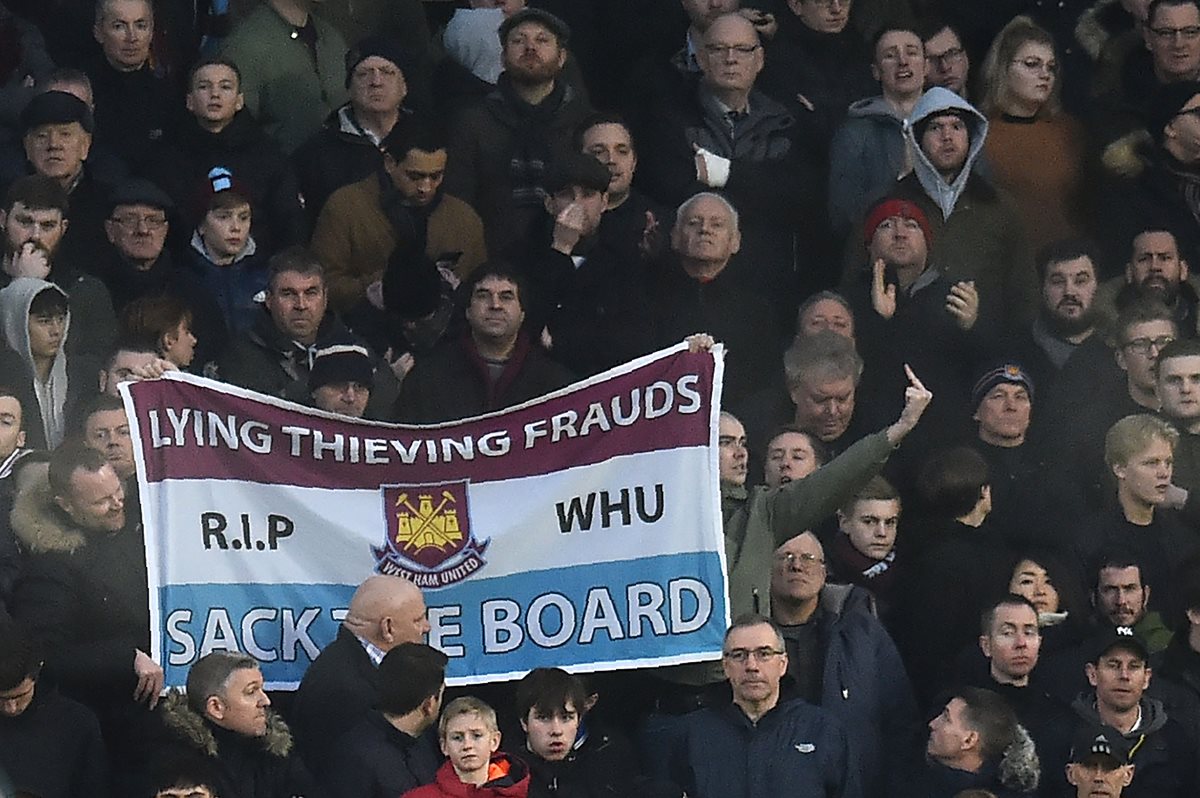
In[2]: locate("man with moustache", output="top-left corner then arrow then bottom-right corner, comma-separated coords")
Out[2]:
444,8 -> 592,253
1095,227 -> 1200,337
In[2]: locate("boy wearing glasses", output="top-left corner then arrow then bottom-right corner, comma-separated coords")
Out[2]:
673,613 -> 860,798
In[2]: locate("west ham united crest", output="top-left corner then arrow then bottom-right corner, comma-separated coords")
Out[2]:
373,480 -> 489,588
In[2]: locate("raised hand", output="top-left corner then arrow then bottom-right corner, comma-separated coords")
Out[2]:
886,364 -> 933,445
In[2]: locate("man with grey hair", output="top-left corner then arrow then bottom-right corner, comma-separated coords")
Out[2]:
291,574 -> 429,770
784,330 -> 866,454
652,192 -> 778,404
151,651 -> 318,796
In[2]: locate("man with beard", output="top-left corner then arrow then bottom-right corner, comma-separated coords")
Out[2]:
1096,228 -> 1200,337
444,8 -> 592,254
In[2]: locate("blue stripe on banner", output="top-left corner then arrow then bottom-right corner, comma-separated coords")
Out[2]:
159,552 -> 728,687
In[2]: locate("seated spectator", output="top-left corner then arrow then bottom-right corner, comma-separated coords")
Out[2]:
828,26 -> 927,241
182,167 -> 269,337
443,8 -> 592,253
393,262 -> 573,423
0,620 -> 109,798
8,443 -> 161,768
1004,550 -> 1093,678
1072,631 -> 1197,798
216,247 -> 400,416
99,179 -> 228,366
909,687 -> 1040,798
151,652 -> 318,798
826,476 -> 904,614
978,17 -> 1088,253
402,696 -> 531,798
85,0 -> 176,175
508,150 -> 655,377
217,0 -> 349,154
291,574 -> 429,770
321,643 -> 446,798
770,532 -> 919,797
145,57 -> 306,255
119,294 -> 198,372
1091,551 -> 1173,652
845,87 -> 1036,331
1,174 -> 118,359
308,344 -> 374,419
1064,727 -> 1136,798
672,614 -> 859,798
77,393 -> 135,485
921,19 -> 971,98
294,37 -> 413,222
311,115 -> 486,315
515,667 -> 658,798
0,279 -> 99,448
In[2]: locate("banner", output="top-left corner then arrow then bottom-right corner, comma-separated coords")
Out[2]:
122,344 -> 729,688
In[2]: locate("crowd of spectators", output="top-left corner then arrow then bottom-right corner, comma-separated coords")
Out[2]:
8,0 -> 1200,795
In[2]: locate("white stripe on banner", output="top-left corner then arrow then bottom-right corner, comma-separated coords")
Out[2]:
122,343 -> 729,688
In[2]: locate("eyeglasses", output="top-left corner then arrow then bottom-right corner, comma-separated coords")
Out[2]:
703,44 -> 761,59
1011,57 -> 1058,74
926,47 -> 965,67
1123,335 -> 1175,355
723,647 -> 784,663
1151,25 -> 1200,40
774,552 -> 825,570
109,214 -> 167,230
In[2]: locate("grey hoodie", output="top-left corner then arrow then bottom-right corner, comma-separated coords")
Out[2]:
0,277 -> 71,447
903,87 -> 989,220
828,95 -> 911,237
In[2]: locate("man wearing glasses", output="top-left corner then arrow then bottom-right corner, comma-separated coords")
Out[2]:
770,530 -> 917,797
101,179 -> 228,366
672,613 -> 862,798
921,20 -> 970,98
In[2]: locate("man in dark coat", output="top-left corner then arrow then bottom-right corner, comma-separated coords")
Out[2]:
321,643 -> 446,798
393,261 -> 574,423
291,574 -> 429,773
145,57 -> 307,256
444,9 -> 592,254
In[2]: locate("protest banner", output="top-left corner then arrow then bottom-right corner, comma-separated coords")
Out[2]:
121,343 -> 729,688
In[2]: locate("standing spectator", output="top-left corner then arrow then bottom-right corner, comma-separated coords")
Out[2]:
218,0 -> 349,154
979,17 -> 1088,254
402,697 -> 531,798
1094,227 -> 1200,338
922,20 -> 971,98
826,477 -> 905,615
118,294 -> 198,371
1156,338 -> 1200,488
1064,728 -> 1136,798
444,8 -> 592,253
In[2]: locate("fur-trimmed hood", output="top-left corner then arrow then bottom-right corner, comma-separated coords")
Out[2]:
996,723 -> 1041,794
1102,129 -> 1153,179
8,461 -> 88,555
159,689 -> 295,758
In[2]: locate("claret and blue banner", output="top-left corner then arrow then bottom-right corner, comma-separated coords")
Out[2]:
121,344 -> 730,689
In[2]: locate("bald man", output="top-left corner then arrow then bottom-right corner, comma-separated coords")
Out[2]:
291,574 -> 430,775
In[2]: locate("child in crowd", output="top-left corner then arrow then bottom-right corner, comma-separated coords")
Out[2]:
403,696 -> 530,798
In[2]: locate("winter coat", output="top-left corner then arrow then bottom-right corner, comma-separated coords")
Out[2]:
310,173 -> 487,313
7,462 -> 149,714
0,254 -> 119,362
145,110 -> 308,254
523,723 -> 672,798
216,310 -> 399,418
901,749 -> 1039,798
151,691 -> 320,798
183,231 -> 270,337
796,584 -> 921,798
403,755 -> 530,798
0,685 -> 109,798
828,96 -> 910,239
322,711 -> 442,798
218,4 -> 348,154
674,697 -> 861,798
393,331 -> 574,424
1071,693 -> 1198,798
86,57 -> 177,175
291,626 -> 380,775
293,105 -> 402,222
444,74 -> 592,254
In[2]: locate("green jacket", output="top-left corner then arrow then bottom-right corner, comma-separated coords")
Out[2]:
672,429 -> 894,685
220,5 -> 349,154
